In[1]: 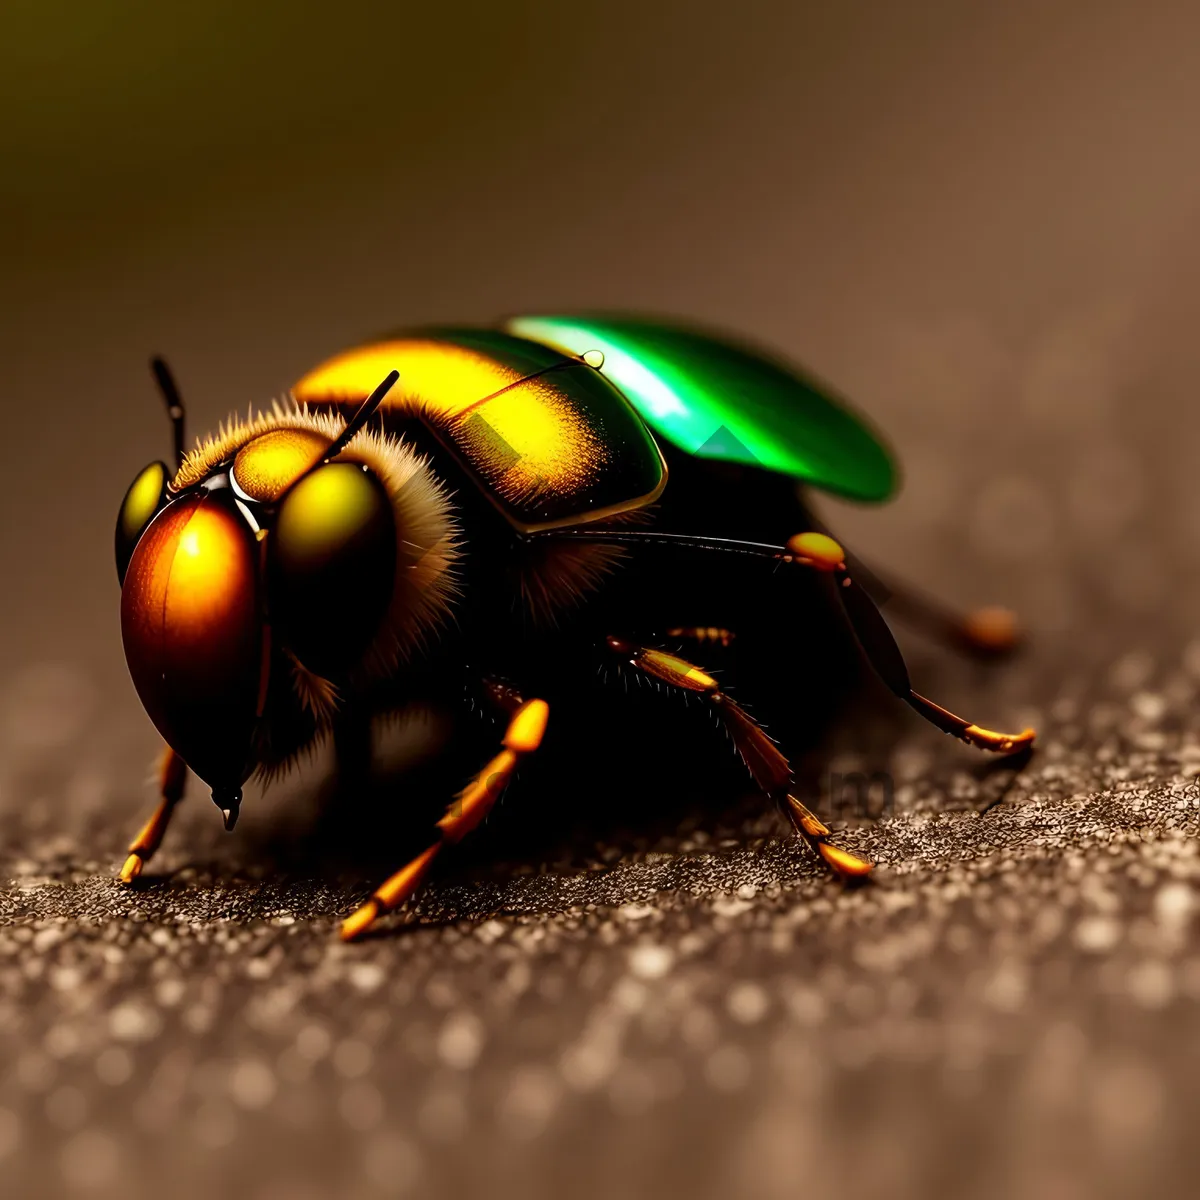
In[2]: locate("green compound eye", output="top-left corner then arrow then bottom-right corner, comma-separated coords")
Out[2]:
115,460 -> 169,584
269,462 -> 397,677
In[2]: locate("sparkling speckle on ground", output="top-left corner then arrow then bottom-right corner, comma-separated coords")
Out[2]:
5,629 -> 1200,1198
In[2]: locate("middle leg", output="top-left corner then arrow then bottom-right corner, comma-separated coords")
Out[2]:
605,636 -> 872,879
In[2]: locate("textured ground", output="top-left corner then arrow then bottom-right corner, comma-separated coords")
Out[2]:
4,624 -> 1200,1199
14,5 -> 1200,1197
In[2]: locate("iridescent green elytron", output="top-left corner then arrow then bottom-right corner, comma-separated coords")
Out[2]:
507,314 -> 898,503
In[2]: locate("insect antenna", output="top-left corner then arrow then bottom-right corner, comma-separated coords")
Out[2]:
451,350 -> 605,422
150,356 -> 187,470
530,529 -> 784,561
261,369 -> 402,500
324,369 -> 401,462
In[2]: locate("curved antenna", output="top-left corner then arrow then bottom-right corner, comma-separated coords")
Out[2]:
150,356 -> 186,470
451,351 -> 605,423
529,528 -> 785,560
266,369 -> 402,502
324,369 -> 400,463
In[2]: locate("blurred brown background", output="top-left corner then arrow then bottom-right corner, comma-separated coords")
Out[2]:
7,0 -> 1200,687
6,3 -> 1200,1198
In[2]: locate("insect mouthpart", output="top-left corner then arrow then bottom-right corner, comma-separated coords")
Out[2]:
214,788 -> 242,831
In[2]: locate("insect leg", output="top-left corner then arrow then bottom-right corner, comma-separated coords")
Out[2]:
339,691 -> 549,941
537,528 -> 1035,753
118,747 -> 188,883
814,540 -> 1020,657
827,553 -> 1035,753
605,636 -> 872,879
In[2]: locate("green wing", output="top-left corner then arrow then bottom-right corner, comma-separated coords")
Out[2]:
504,314 -> 897,503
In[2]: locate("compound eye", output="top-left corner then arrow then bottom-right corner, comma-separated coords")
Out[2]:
232,427 -> 329,503
115,461 -> 169,584
269,462 -> 396,676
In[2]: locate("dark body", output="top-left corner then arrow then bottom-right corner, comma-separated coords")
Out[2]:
386,416 -> 847,686
321,412 -> 861,862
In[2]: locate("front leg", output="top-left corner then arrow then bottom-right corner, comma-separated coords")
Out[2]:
118,746 -> 188,883
340,685 -> 549,941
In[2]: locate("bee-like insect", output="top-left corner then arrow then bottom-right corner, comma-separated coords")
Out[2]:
115,316 -> 1033,939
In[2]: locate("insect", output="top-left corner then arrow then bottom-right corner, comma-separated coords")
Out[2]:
115,316 -> 1034,939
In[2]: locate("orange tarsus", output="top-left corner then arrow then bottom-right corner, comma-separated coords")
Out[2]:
341,698 -> 550,940
817,842 -> 873,879
117,747 -> 188,885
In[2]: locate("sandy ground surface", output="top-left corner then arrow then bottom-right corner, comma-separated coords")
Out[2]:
4,609 -> 1200,1199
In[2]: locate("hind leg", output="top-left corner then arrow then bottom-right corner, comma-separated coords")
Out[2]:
605,636 -> 871,878
118,747 -> 188,883
796,522 -> 1020,656
834,551 -> 1018,656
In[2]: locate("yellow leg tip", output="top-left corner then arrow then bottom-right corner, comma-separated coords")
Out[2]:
118,854 -> 143,884
817,842 -> 873,879
964,724 -> 1037,754
786,794 -> 831,838
340,900 -> 380,942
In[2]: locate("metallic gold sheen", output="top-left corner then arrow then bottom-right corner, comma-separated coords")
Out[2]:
506,314 -> 898,502
120,495 -> 264,792
297,339 -> 594,490
293,330 -> 666,531
233,428 -> 329,502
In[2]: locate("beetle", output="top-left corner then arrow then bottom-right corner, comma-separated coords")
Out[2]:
114,315 -> 1034,939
